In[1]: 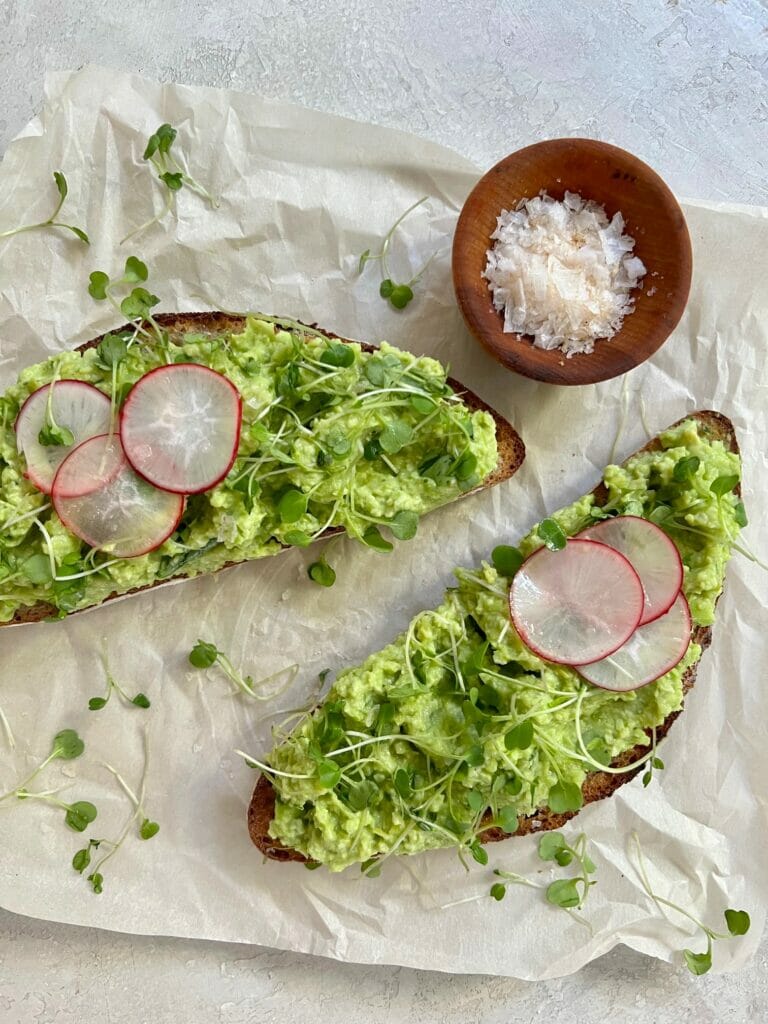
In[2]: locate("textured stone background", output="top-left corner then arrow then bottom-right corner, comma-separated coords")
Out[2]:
0,1 -> 766,1021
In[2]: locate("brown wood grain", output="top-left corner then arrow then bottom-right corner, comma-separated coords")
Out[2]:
452,138 -> 693,386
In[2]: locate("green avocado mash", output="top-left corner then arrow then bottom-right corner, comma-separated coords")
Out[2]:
0,317 -> 498,622
265,419 -> 743,871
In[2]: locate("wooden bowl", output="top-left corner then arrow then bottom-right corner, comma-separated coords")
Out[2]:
452,138 -> 692,386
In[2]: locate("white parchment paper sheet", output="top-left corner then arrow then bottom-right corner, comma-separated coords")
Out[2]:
0,67 -> 765,979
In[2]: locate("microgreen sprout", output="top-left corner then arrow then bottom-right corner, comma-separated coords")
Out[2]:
122,123 -> 217,243
88,652 -> 151,711
641,727 -> 664,787
0,729 -> 98,833
358,196 -> 437,310
15,789 -> 97,832
0,171 -> 89,245
0,703 -> 15,750
0,728 -> 85,802
37,372 -> 74,448
188,640 -> 298,702
489,832 -> 596,918
537,518 -> 567,552
491,544 -> 524,578
308,554 -> 336,587
73,729 -> 159,894
630,832 -> 750,975
88,256 -> 171,361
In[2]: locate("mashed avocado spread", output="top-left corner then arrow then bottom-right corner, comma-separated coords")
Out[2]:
0,317 -> 498,622
266,419 -> 742,870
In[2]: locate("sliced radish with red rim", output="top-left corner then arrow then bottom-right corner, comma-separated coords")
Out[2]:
120,364 -> 242,494
15,380 -> 111,494
576,593 -> 691,691
580,515 -> 683,625
509,539 -> 644,665
52,431 -> 125,499
52,434 -> 184,558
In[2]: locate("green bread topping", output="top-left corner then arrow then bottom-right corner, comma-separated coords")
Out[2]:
0,317 -> 498,622
265,419 -> 743,871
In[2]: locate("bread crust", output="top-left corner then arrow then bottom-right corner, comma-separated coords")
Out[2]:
248,410 -> 739,863
3,313 -> 524,625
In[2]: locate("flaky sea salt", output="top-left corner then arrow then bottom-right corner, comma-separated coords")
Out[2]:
483,191 -> 646,356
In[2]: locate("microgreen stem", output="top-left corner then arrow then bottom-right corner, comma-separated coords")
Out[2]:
630,832 -> 714,934
0,171 -> 88,244
0,503 -> 51,533
0,704 -> 15,750
234,752 -> 313,780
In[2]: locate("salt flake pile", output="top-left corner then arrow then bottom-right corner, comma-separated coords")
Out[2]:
483,191 -> 646,356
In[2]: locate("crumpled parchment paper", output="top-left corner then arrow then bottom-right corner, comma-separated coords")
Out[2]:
0,66 -> 765,979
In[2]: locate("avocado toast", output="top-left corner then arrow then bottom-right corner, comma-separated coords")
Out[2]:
248,411 -> 742,870
0,312 -> 524,625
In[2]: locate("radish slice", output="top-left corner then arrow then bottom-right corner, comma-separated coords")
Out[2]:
52,434 -> 184,557
509,539 -> 644,665
15,381 -> 111,494
580,515 -> 683,625
577,593 -> 691,691
52,432 -> 125,500
120,364 -> 242,494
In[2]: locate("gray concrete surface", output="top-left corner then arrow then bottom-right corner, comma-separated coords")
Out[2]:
0,1 -> 767,1021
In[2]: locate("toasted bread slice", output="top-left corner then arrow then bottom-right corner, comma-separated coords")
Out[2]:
3,312 -> 524,625
248,410 -> 739,863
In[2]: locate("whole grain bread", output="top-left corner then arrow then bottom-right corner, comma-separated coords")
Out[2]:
248,410 -> 739,863
4,312 -> 524,625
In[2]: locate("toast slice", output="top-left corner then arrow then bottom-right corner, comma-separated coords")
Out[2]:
248,410 -> 740,864
2,313 -> 524,625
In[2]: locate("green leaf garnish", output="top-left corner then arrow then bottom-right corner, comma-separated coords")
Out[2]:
362,526 -> 393,553
490,882 -> 507,901
308,556 -> 336,587
123,256 -> 149,282
65,800 -> 98,832
379,421 -> 412,455
52,729 -> 85,761
140,818 -> 160,840
88,271 -> 110,300
724,908 -> 750,936
545,878 -> 581,908
683,949 -> 712,975
710,474 -> 740,497
492,545 -> 524,578
277,488 -> 307,524
538,518 -> 567,551
388,510 -> 419,541
120,287 -> 160,320
672,455 -> 700,482
504,720 -> 533,750
189,640 -> 219,669
317,759 -> 341,789
548,781 -> 583,813
320,342 -> 355,368
22,553 -> 53,584
38,422 -> 74,447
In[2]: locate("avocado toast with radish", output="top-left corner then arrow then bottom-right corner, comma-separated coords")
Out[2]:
0,312 -> 524,625
247,411 -> 743,871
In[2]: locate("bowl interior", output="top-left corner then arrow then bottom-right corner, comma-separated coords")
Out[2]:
452,139 -> 692,386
